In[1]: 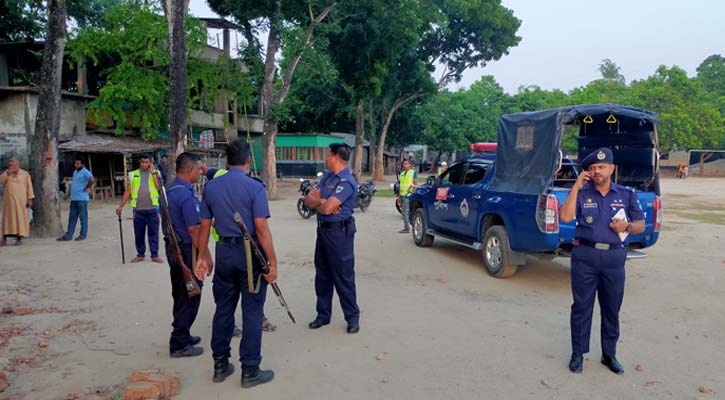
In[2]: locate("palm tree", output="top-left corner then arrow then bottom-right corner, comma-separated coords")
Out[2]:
598,58 -> 625,84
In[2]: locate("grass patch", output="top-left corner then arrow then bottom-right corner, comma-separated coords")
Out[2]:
671,212 -> 725,225
375,188 -> 396,198
668,204 -> 725,212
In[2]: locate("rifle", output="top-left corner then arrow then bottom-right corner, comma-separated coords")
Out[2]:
233,212 -> 296,324
153,172 -> 202,298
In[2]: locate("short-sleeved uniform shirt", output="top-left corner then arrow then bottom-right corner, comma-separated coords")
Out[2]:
574,182 -> 645,244
70,167 -> 94,202
316,167 -> 358,222
200,168 -> 269,237
164,178 -> 201,245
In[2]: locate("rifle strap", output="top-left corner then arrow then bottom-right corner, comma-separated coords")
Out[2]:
244,235 -> 262,294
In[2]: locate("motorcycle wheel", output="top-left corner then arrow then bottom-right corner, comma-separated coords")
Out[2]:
297,198 -> 313,219
360,197 -> 371,213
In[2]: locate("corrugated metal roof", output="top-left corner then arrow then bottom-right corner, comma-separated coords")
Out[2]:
59,135 -> 168,155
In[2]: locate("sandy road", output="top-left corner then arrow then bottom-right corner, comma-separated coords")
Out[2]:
1,177 -> 724,399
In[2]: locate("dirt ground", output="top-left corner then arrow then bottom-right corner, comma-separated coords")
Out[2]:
1,177 -> 724,400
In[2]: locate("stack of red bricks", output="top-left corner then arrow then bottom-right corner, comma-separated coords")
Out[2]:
124,370 -> 181,400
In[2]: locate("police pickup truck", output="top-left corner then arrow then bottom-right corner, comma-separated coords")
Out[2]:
409,104 -> 663,278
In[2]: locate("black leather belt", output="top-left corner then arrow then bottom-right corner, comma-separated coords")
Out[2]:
218,236 -> 244,244
317,220 -> 346,229
574,238 -> 624,250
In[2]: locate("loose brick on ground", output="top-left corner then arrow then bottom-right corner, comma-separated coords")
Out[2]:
124,381 -> 162,400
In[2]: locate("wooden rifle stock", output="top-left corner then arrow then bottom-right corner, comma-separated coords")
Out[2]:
154,172 -> 201,298
232,212 -> 296,323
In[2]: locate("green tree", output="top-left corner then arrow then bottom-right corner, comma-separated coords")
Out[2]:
208,0 -> 337,198
598,58 -> 625,84
68,1 -> 249,140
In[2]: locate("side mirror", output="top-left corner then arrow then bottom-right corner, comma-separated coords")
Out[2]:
316,172 -> 323,177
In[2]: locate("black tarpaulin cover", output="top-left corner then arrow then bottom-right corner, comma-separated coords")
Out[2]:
489,104 -> 658,195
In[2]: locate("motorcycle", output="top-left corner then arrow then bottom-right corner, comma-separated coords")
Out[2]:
391,180 -> 402,214
356,181 -> 376,212
297,172 -> 323,219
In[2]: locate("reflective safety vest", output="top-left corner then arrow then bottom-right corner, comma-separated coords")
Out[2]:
128,169 -> 159,208
400,169 -> 415,197
210,168 -> 228,241
436,167 -> 443,176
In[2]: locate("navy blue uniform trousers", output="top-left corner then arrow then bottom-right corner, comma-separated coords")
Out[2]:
211,241 -> 267,366
570,245 -> 627,357
166,243 -> 203,352
133,208 -> 160,258
314,224 -> 359,324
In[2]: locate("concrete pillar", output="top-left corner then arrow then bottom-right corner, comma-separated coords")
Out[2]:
223,28 -> 230,58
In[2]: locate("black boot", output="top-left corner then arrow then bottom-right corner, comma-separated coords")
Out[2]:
601,355 -> 624,375
213,357 -> 234,383
569,353 -> 583,373
241,365 -> 274,388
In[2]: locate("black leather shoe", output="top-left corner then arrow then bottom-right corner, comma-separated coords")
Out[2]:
347,321 -> 360,334
169,345 -> 203,358
56,235 -> 71,241
213,357 -> 234,383
241,365 -> 274,388
190,336 -> 201,346
308,318 -> 330,330
569,353 -> 583,373
74,235 -> 86,241
601,355 -> 624,375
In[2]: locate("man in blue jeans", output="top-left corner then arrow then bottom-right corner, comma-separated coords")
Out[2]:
58,156 -> 95,241
116,154 -> 164,263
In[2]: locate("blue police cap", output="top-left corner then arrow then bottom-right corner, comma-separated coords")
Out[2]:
580,147 -> 613,169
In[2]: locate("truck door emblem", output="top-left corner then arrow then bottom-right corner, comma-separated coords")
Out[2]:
460,198 -> 470,218
434,200 -> 448,211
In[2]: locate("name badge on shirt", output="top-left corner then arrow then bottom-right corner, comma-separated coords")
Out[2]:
583,198 -> 597,208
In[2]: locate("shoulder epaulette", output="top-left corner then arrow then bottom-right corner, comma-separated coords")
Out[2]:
251,176 -> 266,187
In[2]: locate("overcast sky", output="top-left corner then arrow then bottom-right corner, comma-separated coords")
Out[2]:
188,0 -> 724,94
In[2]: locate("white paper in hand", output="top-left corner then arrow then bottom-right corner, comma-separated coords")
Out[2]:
612,208 -> 628,242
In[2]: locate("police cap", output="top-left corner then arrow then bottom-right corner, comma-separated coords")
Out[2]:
329,142 -> 352,161
580,147 -> 614,169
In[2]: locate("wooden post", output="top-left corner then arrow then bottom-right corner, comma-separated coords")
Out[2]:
109,157 -> 115,198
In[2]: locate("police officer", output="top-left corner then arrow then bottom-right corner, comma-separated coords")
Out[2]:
194,140 -> 277,388
205,166 -> 277,336
304,143 -> 360,334
162,152 -> 210,358
560,147 -> 645,374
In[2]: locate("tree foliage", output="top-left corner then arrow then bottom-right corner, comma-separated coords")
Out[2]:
67,0 -> 250,139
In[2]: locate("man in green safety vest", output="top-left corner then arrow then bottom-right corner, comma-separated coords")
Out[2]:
436,161 -> 448,176
398,159 -> 418,234
116,154 -> 163,263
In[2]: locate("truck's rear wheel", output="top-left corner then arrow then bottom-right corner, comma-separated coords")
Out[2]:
482,225 -> 518,278
412,208 -> 434,247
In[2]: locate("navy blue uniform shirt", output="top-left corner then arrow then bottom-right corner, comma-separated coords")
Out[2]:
316,167 -> 358,222
200,168 -> 269,237
574,182 -> 645,244
164,178 -> 201,245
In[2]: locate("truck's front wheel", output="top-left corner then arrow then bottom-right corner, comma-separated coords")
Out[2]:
412,208 -> 434,247
482,225 -> 518,278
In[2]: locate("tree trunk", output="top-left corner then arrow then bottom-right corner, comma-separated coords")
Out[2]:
353,99 -> 365,177
371,94 -> 424,181
367,100 -> 377,177
260,17 -> 280,198
30,0 -> 66,238
161,0 -> 190,183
